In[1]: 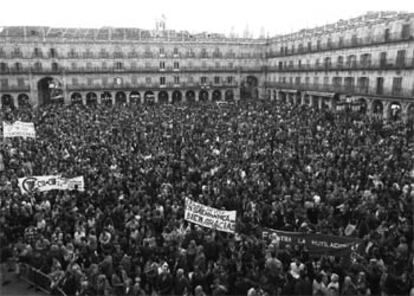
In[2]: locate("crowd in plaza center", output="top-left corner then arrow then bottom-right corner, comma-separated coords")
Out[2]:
0,98 -> 413,296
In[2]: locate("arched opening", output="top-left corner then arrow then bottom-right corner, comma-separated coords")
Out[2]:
273,90 -> 277,101
144,91 -> 155,104
389,102 -> 402,121
356,98 -> 367,114
240,75 -> 258,100
321,97 -> 330,109
295,92 -> 302,105
101,91 -> 113,106
37,77 -> 64,105
331,94 -> 340,110
288,93 -> 295,105
212,90 -> 222,101
1,94 -> 14,109
129,91 -> 141,104
408,104 -> 414,121
279,92 -> 287,104
172,90 -> 182,104
199,90 -> 209,102
225,90 -> 234,101
70,92 -> 82,104
115,91 -> 127,104
312,96 -> 319,109
267,90 -> 271,100
372,100 -> 383,118
158,91 -> 169,104
304,94 -> 310,106
86,92 -> 97,105
185,90 -> 195,103
17,94 -> 30,108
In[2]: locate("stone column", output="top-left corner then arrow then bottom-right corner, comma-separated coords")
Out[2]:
383,101 -> 390,121
168,90 -> 173,104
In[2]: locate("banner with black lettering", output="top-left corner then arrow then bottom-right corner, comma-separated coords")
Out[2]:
3,121 -> 36,138
18,176 -> 85,194
185,198 -> 236,233
263,228 -> 362,256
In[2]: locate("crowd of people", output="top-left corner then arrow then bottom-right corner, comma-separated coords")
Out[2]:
0,98 -> 413,296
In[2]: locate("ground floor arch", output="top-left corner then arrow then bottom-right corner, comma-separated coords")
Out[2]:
372,100 -> 383,117
407,104 -> 414,121
144,91 -> 155,104
158,91 -> 168,104
86,92 -> 98,105
172,90 -> 182,104
240,75 -> 258,100
225,89 -> 234,101
1,94 -> 14,109
199,90 -> 209,102
279,91 -> 287,104
129,91 -> 141,104
37,77 -> 64,105
71,92 -> 82,104
185,90 -> 195,103
389,101 -> 402,121
101,91 -> 113,106
17,93 -> 30,108
356,98 -> 367,114
212,90 -> 222,101
115,91 -> 127,104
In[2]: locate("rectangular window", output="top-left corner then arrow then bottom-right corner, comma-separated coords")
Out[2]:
173,47 -> 179,54
344,77 -> 355,92
380,52 -> 387,67
358,77 -> 369,93
159,61 -> 165,69
401,24 -> 410,39
214,76 -> 220,84
332,77 -> 342,87
17,78 -> 25,87
351,35 -> 358,46
0,79 -> 8,88
160,77 -> 166,85
102,77 -> 108,85
313,77 -> 319,85
131,76 -> 137,85
188,76 -> 194,83
173,61 -> 179,69
278,62 -> 283,70
316,40 -> 321,50
295,77 -> 301,84
307,42 -> 312,52
146,77 -> 151,84
72,78 -> 78,86
174,76 -> 180,84
227,76 -> 233,84
305,77 -> 310,85
200,76 -> 207,84
338,37 -> 344,47
384,29 -> 390,42
87,78 -> 93,85
376,77 -> 384,95
396,50 -> 406,67
392,77 -> 402,95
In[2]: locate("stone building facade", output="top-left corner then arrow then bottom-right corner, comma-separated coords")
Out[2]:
265,11 -> 414,121
0,11 -> 413,120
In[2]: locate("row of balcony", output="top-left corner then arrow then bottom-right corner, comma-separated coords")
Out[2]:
266,58 -> 414,72
0,52 -> 264,60
0,66 -> 264,75
265,82 -> 414,99
0,82 -> 239,92
266,32 -> 413,58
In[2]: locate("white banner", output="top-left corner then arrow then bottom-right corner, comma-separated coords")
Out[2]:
18,176 -> 85,194
3,121 -> 36,138
184,198 -> 236,233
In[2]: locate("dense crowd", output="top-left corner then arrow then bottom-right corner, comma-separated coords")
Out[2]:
0,99 -> 413,296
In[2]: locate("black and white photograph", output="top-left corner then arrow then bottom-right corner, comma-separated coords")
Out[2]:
0,0 -> 413,295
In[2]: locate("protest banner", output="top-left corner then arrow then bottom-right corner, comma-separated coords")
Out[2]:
3,121 -> 36,138
263,228 -> 363,256
184,198 -> 236,233
18,176 -> 85,194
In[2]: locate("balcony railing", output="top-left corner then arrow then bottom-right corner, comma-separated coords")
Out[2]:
266,32 -> 413,58
265,82 -> 414,99
266,58 -> 414,72
66,82 -> 240,91
0,85 -> 31,92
